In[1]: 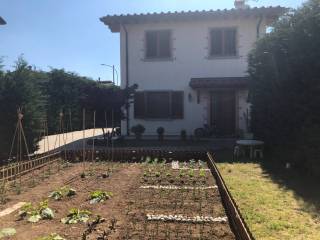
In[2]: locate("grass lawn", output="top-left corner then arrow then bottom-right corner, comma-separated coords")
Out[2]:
216,151 -> 320,240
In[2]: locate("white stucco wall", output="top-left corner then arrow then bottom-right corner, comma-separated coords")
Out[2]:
120,17 -> 267,135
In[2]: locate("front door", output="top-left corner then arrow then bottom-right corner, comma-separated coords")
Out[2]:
210,91 -> 236,137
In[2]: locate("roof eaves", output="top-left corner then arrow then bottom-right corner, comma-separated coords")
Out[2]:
100,6 -> 287,32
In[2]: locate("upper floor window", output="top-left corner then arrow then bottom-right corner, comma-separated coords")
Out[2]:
145,30 -> 172,59
210,28 -> 237,57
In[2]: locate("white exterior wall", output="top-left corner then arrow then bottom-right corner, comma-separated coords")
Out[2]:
120,17 -> 267,135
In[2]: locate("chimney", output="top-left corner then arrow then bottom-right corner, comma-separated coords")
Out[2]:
234,0 -> 247,9
0,17 -> 6,25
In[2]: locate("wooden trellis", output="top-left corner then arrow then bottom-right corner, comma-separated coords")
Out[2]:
0,151 -> 61,182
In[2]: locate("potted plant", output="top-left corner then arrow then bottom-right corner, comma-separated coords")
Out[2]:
157,127 -> 165,141
180,130 -> 187,141
131,124 -> 145,140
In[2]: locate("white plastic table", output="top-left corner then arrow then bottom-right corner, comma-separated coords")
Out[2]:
236,140 -> 264,159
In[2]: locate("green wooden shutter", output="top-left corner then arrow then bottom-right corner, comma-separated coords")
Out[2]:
134,92 -> 145,118
171,91 -> 184,119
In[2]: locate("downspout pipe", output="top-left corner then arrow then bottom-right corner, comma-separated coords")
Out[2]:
122,24 -> 130,136
256,15 -> 263,39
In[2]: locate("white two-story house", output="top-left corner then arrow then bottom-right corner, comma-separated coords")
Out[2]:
101,1 -> 285,137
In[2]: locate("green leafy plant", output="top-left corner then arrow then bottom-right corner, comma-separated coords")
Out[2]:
199,169 -> 206,178
89,190 -> 113,204
188,169 -> 195,178
189,159 -> 196,168
61,208 -> 91,224
156,127 -> 165,141
130,124 -> 145,140
160,159 -> 166,167
19,200 -> 54,223
179,169 -> 185,178
35,233 -> 65,240
0,228 -> 16,239
49,186 -> 76,200
198,160 -> 204,168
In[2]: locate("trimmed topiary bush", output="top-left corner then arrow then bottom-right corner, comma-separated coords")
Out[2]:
131,124 -> 145,140
156,127 -> 165,141
180,130 -> 187,141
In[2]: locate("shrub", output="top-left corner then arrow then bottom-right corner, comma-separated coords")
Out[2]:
156,127 -> 165,141
131,124 -> 145,140
248,0 -> 320,176
180,130 -> 187,141
194,128 -> 205,139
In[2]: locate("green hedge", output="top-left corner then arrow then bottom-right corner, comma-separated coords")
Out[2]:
248,0 -> 320,176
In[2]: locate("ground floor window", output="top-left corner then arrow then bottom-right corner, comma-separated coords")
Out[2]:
134,91 -> 184,119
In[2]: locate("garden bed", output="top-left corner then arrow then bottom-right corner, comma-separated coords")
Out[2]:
0,160 -> 235,239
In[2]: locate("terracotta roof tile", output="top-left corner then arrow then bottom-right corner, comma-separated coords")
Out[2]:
101,7 -> 286,32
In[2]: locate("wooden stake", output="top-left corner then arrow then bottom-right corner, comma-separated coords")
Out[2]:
69,109 -> 74,143
92,111 -> 96,163
112,109 -> 114,161
82,109 -> 86,171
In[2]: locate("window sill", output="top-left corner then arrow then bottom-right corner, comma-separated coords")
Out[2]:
206,55 -> 240,60
142,57 -> 174,62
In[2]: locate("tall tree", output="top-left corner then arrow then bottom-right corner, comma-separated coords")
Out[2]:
46,69 -> 92,133
248,0 -> 320,175
0,58 -> 46,159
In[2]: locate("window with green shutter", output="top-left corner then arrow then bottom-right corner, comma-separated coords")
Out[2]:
146,30 -> 172,59
134,91 -> 184,119
210,28 -> 237,57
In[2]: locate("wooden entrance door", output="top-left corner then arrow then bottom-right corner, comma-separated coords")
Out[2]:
210,91 -> 236,137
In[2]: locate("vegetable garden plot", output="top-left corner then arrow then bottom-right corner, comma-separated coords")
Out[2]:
0,159 -> 237,239
118,161 -> 236,240
0,162 -> 137,240
0,159 -> 67,207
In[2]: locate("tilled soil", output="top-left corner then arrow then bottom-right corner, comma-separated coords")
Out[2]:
0,161 -> 235,240
118,163 -> 235,240
0,162 -> 142,239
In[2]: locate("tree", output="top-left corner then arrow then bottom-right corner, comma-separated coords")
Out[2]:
0,58 -> 136,159
46,69 -> 93,133
82,83 -> 137,139
0,58 -> 46,159
248,0 -> 320,175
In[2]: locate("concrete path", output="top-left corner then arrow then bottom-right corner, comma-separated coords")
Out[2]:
35,128 -> 109,154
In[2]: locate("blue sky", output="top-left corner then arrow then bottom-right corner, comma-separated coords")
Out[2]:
0,0 -> 305,81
